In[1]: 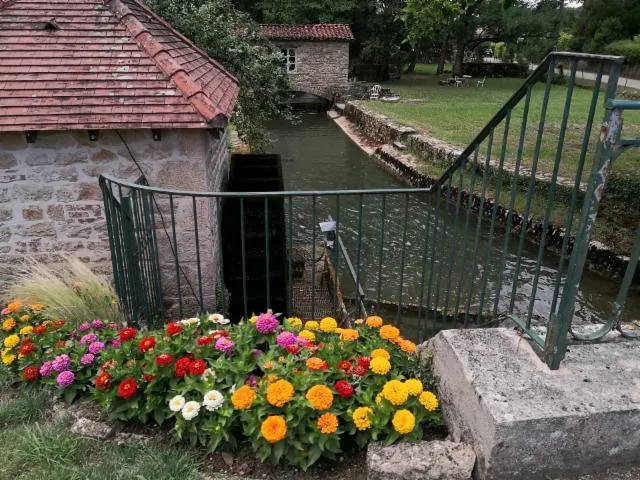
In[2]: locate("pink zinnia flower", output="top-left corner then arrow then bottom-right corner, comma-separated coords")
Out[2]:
255,312 -> 278,334
78,322 -> 91,332
81,353 -> 95,365
56,370 -> 75,388
91,319 -> 105,329
215,337 -> 235,355
276,331 -> 297,347
88,341 -> 105,355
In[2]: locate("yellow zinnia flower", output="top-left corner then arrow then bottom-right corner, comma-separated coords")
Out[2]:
19,314 -> 30,322
379,324 -> 400,341
261,415 -> 287,443
3,334 -> 20,349
365,315 -> 383,328
305,385 -> 334,410
2,318 -> 16,331
317,413 -> 339,434
266,379 -> 295,407
298,329 -> 316,342
352,406 -> 374,430
2,352 -> 16,365
369,356 -> 391,375
19,325 -> 34,336
381,379 -> 409,406
231,385 -> 257,410
305,320 -> 319,331
419,391 -> 439,412
249,315 -> 258,324
29,304 -> 45,312
340,328 -> 359,341
319,317 -> 338,333
371,348 -> 390,360
392,409 -> 415,434
285,317 -> 303,329
404,379 -> 423,396
400,339 -> 417,353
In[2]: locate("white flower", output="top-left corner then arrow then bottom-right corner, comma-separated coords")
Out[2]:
208,313 -> 230,325
169,395 -> 186,412
203,390 -> 224,411
179,317 -> 200,326
201,368 -> 216,381
181,401 -> 201,421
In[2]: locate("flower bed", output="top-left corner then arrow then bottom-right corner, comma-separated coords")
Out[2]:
1,303 -> 442,470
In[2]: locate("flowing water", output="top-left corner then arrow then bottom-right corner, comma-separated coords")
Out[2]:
267,113 -> 640,337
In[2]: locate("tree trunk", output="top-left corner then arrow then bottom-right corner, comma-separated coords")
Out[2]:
437,36 -> 448,74
406,52 -> 417,74
454,41 -> 465,76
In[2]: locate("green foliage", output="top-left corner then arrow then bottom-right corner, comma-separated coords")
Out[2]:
0,389 -> 48,427
571,0 -> 640,53
6,257 -> 121,326
144,0 -> 293,151
403,0 -> 463,46
604,39 -> 640,66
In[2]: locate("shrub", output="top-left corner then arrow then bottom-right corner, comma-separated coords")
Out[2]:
603,39 -> 640,66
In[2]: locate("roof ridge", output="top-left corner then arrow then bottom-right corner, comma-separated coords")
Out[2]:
108,0 -> 228,127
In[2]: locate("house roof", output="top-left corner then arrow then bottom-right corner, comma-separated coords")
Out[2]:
0,0 -> 239,132
260,24 -> 353,42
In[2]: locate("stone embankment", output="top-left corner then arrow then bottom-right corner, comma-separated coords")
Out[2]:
330,101 -> 633,279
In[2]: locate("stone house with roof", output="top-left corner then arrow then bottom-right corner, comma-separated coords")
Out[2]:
0,0 -> 239,312
260,24 -> 352,102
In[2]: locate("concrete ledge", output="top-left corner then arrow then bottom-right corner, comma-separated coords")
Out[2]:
427,328 -> 640,480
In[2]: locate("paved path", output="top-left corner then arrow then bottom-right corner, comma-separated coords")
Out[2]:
578,70 -> 640,90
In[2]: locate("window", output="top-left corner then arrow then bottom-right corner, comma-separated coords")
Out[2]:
281,48 -> 296,73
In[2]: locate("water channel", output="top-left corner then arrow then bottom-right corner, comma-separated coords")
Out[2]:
267,113 -> 639,338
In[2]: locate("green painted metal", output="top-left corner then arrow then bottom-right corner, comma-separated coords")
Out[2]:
99,52 -> 636,370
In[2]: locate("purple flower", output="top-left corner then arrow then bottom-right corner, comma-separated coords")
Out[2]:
276,331 -> 297,347
108,323 -> 119,329
245,374 -> 259,388
110,338 -> 122,348
78,322 -> 91,332
70,330 -> 78,339
215,337 -> 235,355
88,341 -> 105,355
39,361 -> 53,378
91,319 -> 105,329
252,349 -> 264,358
56,370 -> 75,388
296,335 -> 310,347
51,354 -> 71,372
79,333 -> 98,345
80,353 -> 95,365
255,312 -> 278,334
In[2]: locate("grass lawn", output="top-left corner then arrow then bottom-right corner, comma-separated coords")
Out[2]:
367,67 -> 640,180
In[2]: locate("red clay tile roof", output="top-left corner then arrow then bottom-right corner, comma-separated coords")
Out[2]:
0,0 -> 239,132
260,24 -> 353,42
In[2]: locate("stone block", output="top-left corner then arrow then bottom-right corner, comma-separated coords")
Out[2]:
64,204 -> 102,221
0,207 -> 12,221
22,206 -> 43,220
0,227 -> 11,243
13,184 -> 53,201
35,166 -> 79,183
0,174 -> 25,183
35,132 -> 77,149
91,149 -> 118,162
0,132 -> 26,150
367,441 -> 475,480
70,418 -> 112,439
55,187 -> 77,203
24,152 -> 55,166
427,328 -> 640,479
55,150 -> 89,165
77,183 -> 102,201
15,238 -> 43,253
47,204 -> 65,221
13,222 -> 56,237
0,152 -> 17,169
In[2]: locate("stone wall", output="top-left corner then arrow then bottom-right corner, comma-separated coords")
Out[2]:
0,128 -> 229,316
275,40 -> 349,100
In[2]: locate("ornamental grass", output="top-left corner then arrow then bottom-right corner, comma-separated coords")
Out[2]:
0,301 -> 443,471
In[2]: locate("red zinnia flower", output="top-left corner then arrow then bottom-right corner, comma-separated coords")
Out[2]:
337,360 -> 352,375
286,344 -> 301,355
357,356 -> 370,369
19,342 -> 35,356
189,359 -> 207,376
118,377 -> 137,399
196,336 -> 213,346
22,365 -> 39,382
52,320 -> 66,328
352,365 -> 366,377
33,325 -> 47,335
119,327 -> 137,342
55,340 -> 67,348
100,359 -> 116,371
155,353 -> 173,366
138,337 -> 156,353
335,379 -> 354,398
166,322 -> 183,337
174,356 -> 192,378
210,330 -> 228,339
96,372 -> 112,390
143,373 -> 156,382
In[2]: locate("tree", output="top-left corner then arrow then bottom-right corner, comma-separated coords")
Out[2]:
145,0 -> 293,151
571,0 -> 640,52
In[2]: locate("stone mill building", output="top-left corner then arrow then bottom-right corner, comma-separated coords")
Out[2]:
0,0 -> 239,306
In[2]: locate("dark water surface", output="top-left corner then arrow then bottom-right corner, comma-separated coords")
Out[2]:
267,113 -> 639,336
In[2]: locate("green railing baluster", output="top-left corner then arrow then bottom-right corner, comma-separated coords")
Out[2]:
264,197 -> 271,310
192,196 -> 204,313
355,194 -> 364,318
216,197 -> 226,315
287,197 -> 293,316
376,194 -> 387,309
168,194 -> 183,318
396,194 -> 410,323
145,189 -> 163,323
444,157 -> 466,319
434,174 -> 454,326
426,186 -> 442,315
240,198 -> 248,320
417,191 -> 434,339
311,195 -> 317,319
527,59 -> 578,326
334,196 -> 341,317
130,190 -> 152,323
510,57 -> 557,320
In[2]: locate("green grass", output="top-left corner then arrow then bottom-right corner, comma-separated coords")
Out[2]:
367,69 -> 640,180
0,388 -> 49,427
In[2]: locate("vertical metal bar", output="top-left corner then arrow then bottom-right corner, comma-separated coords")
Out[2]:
145,190 -> 164,323
264,197 -> 270,309
287,197 -> 294,316
527,59 -> 578,326
434,174 -> 454,325
311,195 -> 317,319
551,61 -> 604,314
444,156 -> 466,319
396,194 -> 410,323
426,187 -> 442,315
376,194 -> 387,309
479,111 -> 512,318
130,189 -> 151,323
216,196 -> 226,315
494,87 -> 533,316
510,56 -> 556,317
169,194 -> 183,318
240,198 -> 248,321
355,194 -> 364,318
192,196 -> 204,312
334,196 -> 341,316
543,59 -> 623,369
417,191 -> 434,340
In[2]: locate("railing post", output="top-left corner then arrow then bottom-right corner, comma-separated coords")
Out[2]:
543,62 -> 623,369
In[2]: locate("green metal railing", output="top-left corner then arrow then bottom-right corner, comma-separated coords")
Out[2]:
100,52 -> 640,369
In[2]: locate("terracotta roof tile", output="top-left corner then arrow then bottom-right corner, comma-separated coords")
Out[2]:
0,0 -> 239,132
260,23 -> 353,42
